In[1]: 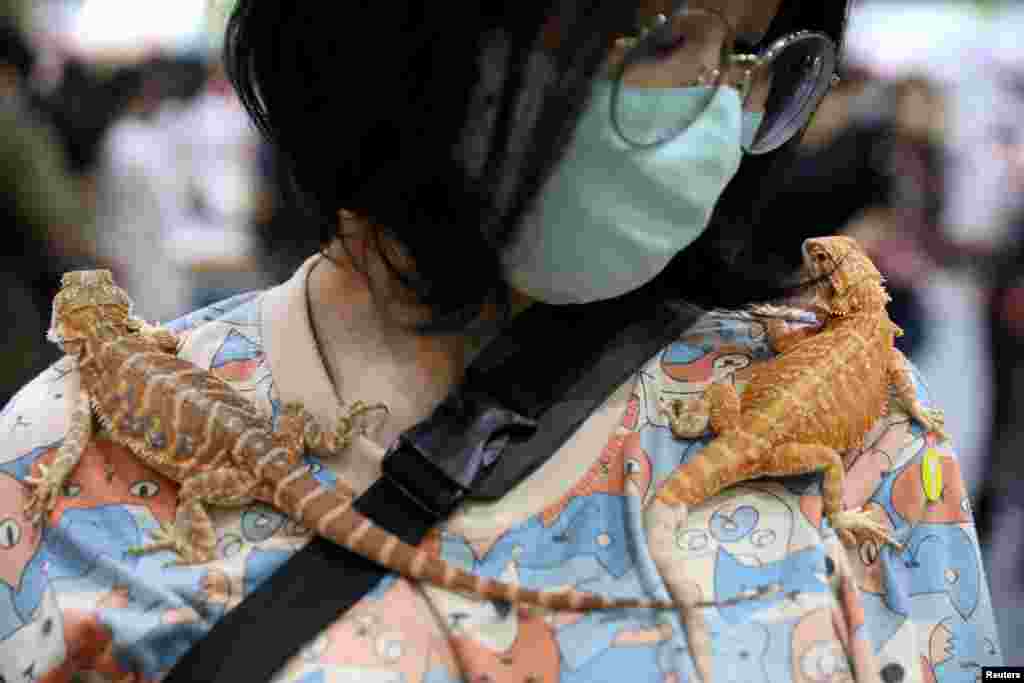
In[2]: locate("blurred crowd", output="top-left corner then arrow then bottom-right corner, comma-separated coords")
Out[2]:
0,15 -> 321,407
4,1 -> 1024,656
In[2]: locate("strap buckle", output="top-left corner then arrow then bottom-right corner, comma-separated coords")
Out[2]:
381,390 -> 537,519
381,436 -> 469,520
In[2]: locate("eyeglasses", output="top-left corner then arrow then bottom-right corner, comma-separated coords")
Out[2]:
609,4 -> 839,153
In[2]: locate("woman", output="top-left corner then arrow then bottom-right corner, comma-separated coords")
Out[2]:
0,1 -> 1002,681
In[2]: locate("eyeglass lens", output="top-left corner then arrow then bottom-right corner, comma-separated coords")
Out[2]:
611,8 -> 836,152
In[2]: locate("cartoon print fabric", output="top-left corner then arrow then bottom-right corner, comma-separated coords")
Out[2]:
0,278 -> 1002,682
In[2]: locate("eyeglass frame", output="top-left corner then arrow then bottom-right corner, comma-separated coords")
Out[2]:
608,4 -> 842,152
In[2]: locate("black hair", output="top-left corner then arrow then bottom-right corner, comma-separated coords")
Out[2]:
225,0 -> 853,331
0,18 -> 35,82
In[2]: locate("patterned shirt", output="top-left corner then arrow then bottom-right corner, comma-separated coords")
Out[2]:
0,255 -> 1003,682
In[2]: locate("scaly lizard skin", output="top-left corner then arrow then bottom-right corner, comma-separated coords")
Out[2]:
645,235 -> 947,682
25,270 -> 739,613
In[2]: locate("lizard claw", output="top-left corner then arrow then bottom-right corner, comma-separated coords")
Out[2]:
23,462 -> 73,524
129,522 -> 211,566
662,397 -> 711,440
916,407 -> 947,441
346,401 -> 389,435
901,399 -> 947,442
334,400 -> 390,448
829,509 -> 902,550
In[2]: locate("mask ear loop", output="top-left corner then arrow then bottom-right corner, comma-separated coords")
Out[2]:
609,5 -> 736,149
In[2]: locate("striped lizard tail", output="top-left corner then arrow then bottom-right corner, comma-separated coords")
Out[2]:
260,459 -> 777,611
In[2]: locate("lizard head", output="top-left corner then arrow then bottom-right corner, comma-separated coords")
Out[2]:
48,270 -> 135,350
802,236 -> 890,318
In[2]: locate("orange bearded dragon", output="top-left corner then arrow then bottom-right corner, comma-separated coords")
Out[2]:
645,235 -> 947,681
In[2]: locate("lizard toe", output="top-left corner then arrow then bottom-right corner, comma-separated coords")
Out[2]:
24,481 -> 63,522
134,522 -> 214,565
23,499 -> 46,526
829,509 -> 899,549
281,401 -> 306,415
926,410 -> 948,439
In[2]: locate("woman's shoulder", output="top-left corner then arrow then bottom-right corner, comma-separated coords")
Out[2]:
0,287 -> 284,679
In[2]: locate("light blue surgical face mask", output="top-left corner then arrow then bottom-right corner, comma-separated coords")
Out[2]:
503,81 -> 745,304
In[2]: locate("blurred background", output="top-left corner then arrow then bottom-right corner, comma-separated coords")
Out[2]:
2,0 -> 1024,662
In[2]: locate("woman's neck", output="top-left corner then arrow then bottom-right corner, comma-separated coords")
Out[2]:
307,225 -> 535,392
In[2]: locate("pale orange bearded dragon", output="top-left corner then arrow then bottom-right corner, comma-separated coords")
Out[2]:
645,235 -> 947,681
23,269 -> 759,613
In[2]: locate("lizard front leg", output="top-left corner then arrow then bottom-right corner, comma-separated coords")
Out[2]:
663,383 -> 741,440
129,468 -> 261,566
762,442 -> 899,548
130,317 -> 180,354
887,348 -> 947,441
24,387 -> 93,523
279,400 -> 389,458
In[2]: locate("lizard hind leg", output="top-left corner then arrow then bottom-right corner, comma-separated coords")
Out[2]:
762,442 -> 899,549
130,469 -> 260,566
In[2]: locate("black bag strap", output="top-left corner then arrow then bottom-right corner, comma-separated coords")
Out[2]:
165,293 -> 700,683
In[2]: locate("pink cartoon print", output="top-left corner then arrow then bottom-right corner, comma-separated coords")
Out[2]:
623,432 -> 654,503
450,604 -> 561,683
796,489 -> 826,537
660,341 -> 752,389
660,484 -> 796,599
623,393 -> 641,430
652,339 -> 755,433
842,417 -> 916,511
210,329 -> 266,383
0,472 -> 43,591
831,569 -> 876,682
0,587 -> 67,683
30,438 -> 178,528
891,447 -> 969,526
421,533 -> 603,683
846,502 -> 895,596
282,579 -> 460,683
791,608 -> 855,683
198,566 -> 237,613
39,603 -> 150,683
540,430 -> 652,526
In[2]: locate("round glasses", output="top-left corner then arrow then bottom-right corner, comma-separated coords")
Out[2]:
609,6 -> 839,153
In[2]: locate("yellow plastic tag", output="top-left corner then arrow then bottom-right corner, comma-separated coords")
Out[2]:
922,448 -> 944,503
